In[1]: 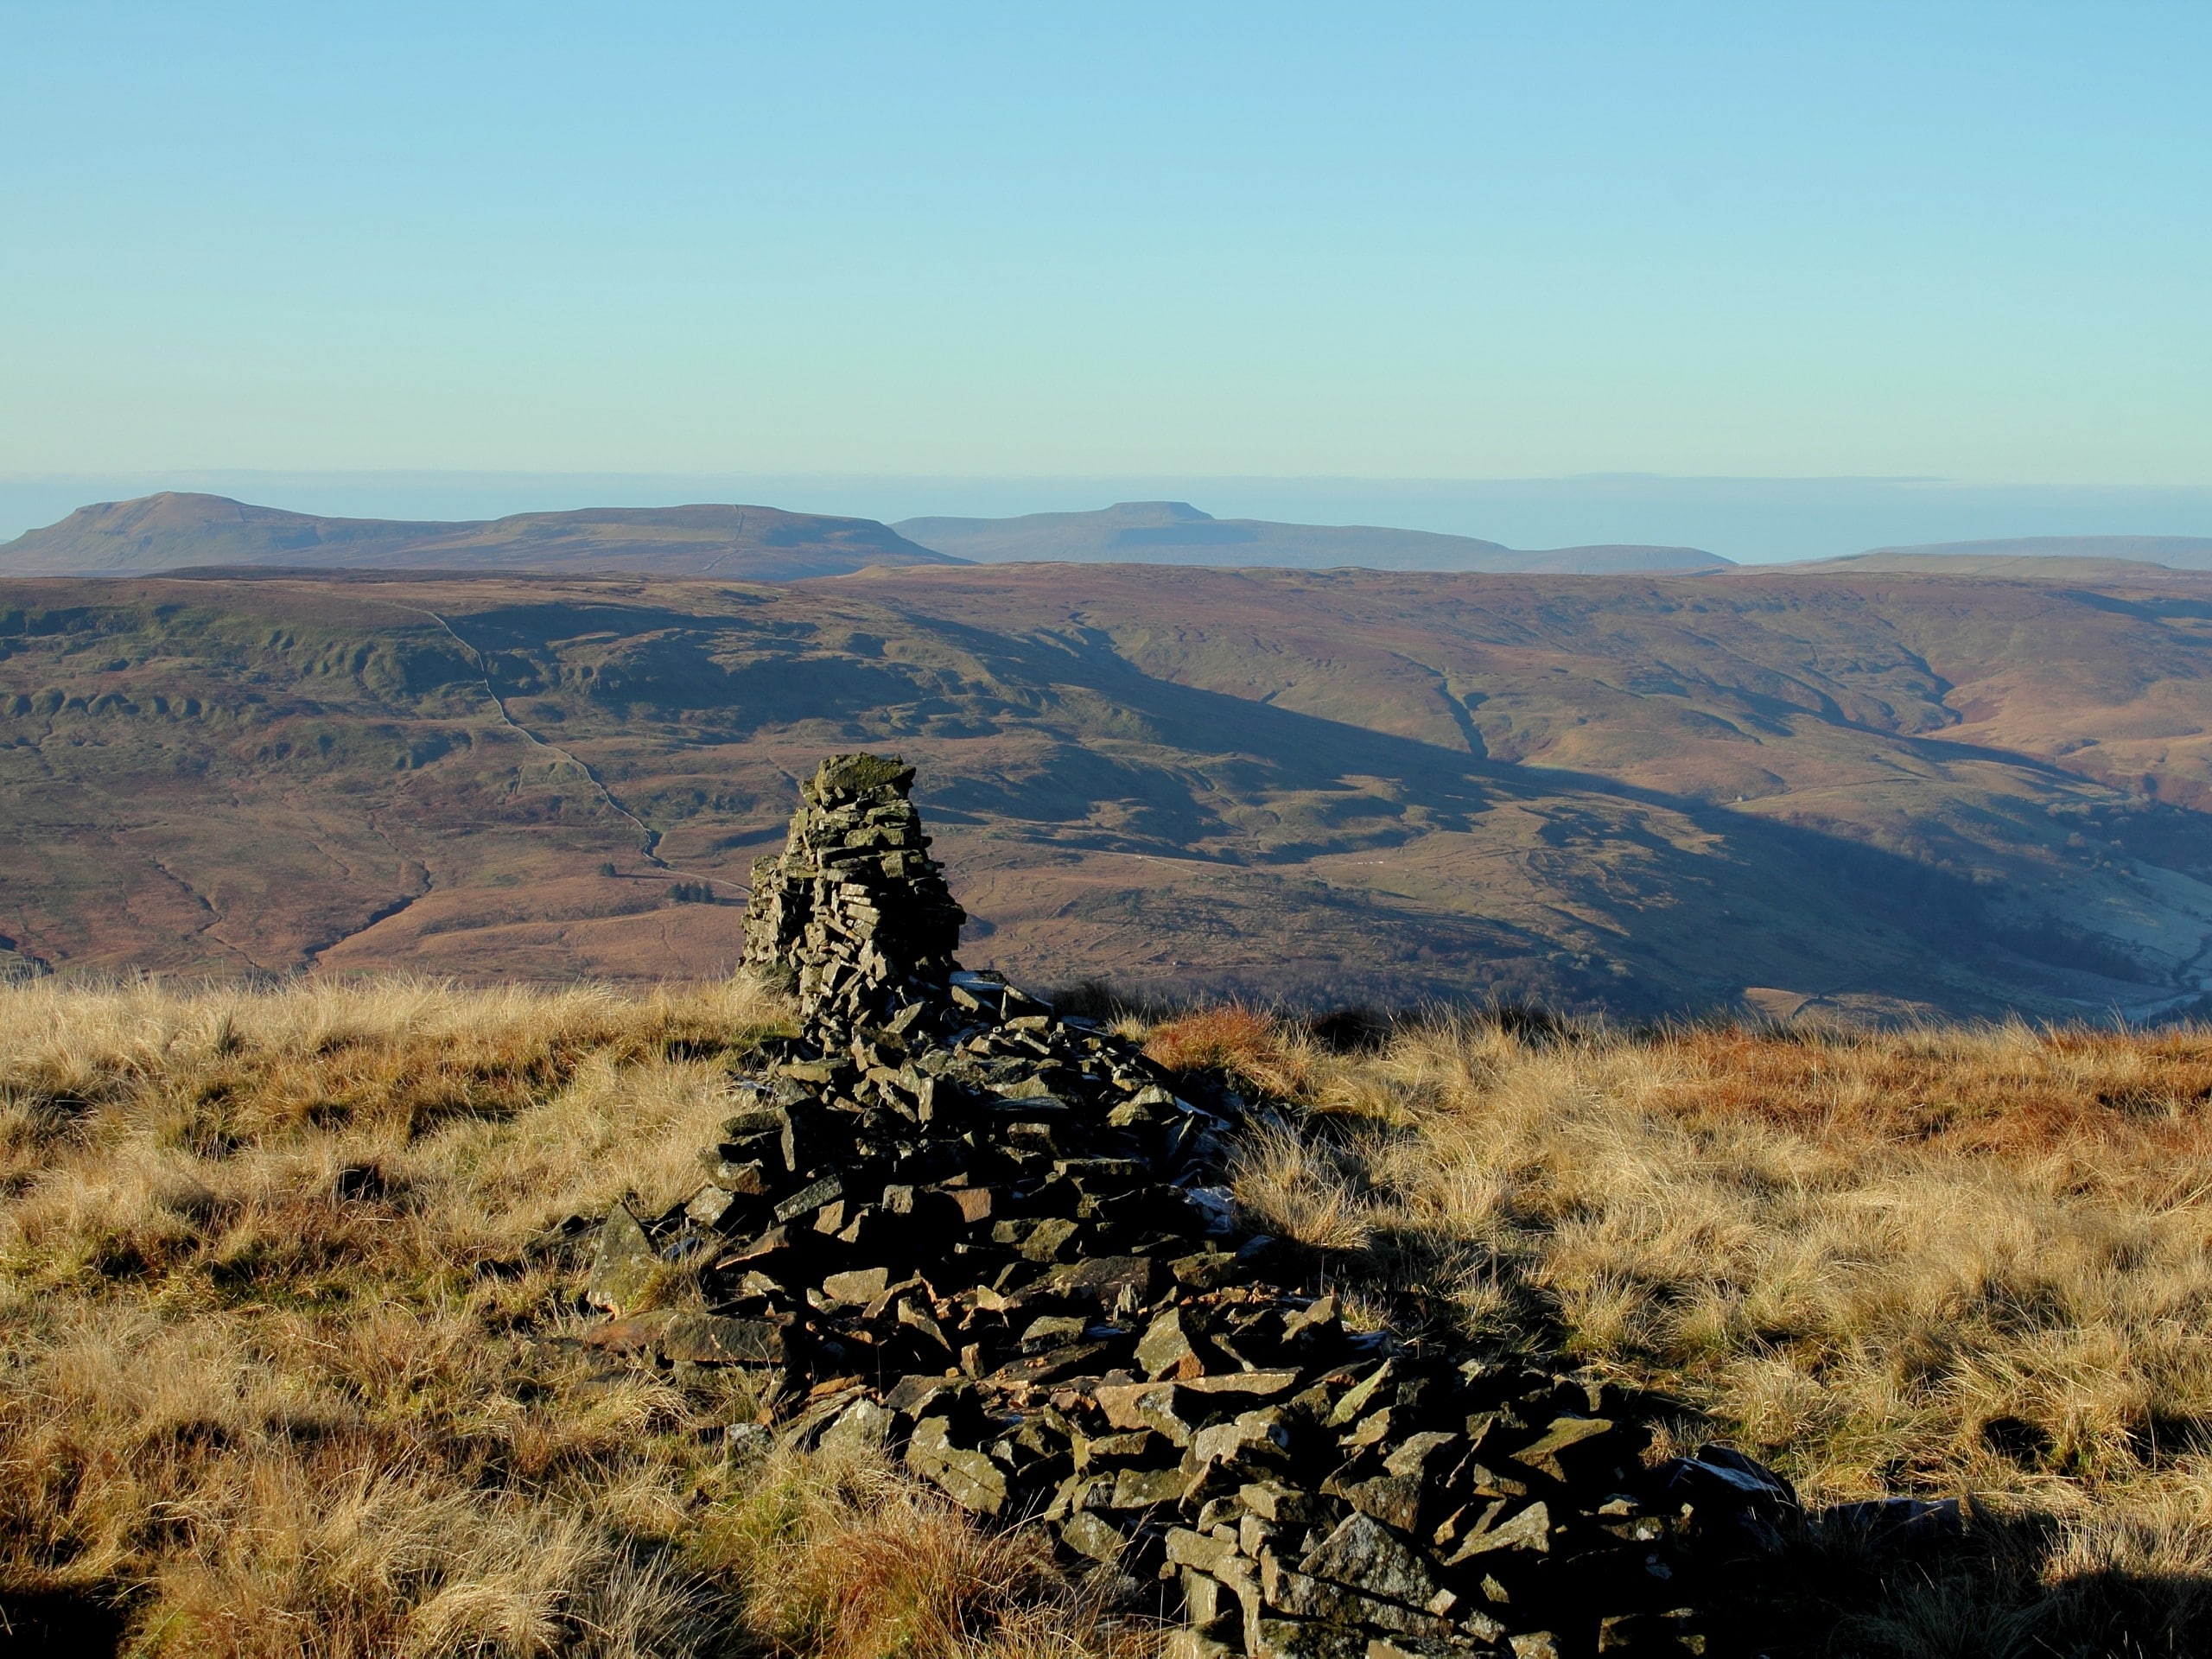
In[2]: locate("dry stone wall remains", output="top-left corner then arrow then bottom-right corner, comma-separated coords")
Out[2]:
588,754 -> 1715,1658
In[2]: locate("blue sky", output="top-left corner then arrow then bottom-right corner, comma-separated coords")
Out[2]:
4,4 -> 2209,537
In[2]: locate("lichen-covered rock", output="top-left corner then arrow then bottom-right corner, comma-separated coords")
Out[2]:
584,1200 -> 658,1314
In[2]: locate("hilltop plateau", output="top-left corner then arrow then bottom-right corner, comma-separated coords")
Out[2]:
9,563 -> 2212,1019
893,500 -> 1728,573
1792,537 -> 2212,582
2,493 -> 1732,581
0,493 -> 961,580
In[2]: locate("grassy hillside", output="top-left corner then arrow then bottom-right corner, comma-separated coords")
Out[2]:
9,566 -> 2212,1019
5,976 -> 2210,1656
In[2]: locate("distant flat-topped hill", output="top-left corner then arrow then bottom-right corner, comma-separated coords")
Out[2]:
1802,536 -> 2212,577
0,493 -> 965,579
893,499 -> 1730,574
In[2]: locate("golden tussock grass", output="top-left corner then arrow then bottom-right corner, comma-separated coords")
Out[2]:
0,975 -> 1151,1659
1141,1007 -> 1314,1103
1205,1011 -> 2212,1654
700,1447 -> 1154,1659
16,971 -> 2212,1655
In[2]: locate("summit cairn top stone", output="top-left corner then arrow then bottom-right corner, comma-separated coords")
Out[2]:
742,753 -> 965,1033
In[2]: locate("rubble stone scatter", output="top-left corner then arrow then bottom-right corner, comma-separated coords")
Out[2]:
586,754 -> 1718,1657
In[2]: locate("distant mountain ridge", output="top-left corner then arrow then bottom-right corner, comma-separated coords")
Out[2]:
893,500 -> 1731,574
0,493 -> 963,580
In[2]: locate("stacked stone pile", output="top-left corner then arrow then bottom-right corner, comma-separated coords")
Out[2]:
586,755 -> 1712,1658
741,751 -> 965,1037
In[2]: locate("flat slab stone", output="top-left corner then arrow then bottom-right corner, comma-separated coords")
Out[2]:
906,1416 -> 1009,1516
1298,1511 -> 1441,1611
1095,1382 -> 1193,1446
1184,1370 -> 1300,1396
579,1309 -> 674,1352
1060,1510 -> 1128,1564
659,1313 -> 786,1366
1046,1255 -> 1155,1303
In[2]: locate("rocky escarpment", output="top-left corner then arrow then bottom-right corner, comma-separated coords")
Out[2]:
585,754 -> 1713,1658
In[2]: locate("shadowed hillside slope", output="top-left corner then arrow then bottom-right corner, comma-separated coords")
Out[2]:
8,564 -> 2212,1018
0,493 -> 962,580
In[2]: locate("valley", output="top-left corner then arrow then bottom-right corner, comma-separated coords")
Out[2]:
7,563 -> 2212,1020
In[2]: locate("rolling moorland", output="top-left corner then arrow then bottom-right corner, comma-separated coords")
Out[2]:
1836,537 -> 2212,572
9,562 -> 2212,1020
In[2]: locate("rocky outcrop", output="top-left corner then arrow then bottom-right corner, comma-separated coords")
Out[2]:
594,754 -> 1710,1657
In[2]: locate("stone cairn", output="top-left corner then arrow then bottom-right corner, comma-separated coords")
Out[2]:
585,754 -> 1714,1659
739,752 -> 967,1037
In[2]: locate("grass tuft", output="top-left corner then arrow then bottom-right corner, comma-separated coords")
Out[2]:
1141,1005 -> 1313,1099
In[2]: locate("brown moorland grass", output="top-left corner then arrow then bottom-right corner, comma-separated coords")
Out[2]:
12,977 -> 2212,1656
0,976 -> 1152,1659
1162,1007 -> 2212,1654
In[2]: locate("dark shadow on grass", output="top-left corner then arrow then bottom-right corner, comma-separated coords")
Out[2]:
1699,1500 -> 2212,1657
0,1586 -> 127,1658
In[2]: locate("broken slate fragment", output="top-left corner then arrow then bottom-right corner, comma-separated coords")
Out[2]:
774,1174 -> 845,1224
1060,1510 -> 1128,1564
1108,1466 -> 1190,1509
1258,1561 -> 1454,1639
1137,1306 -> 1205,1380
579,1309 -> 675,1352
658,1313 -> 785,1366
1241,1481 -> 1327,1525
586,1202 -> 659,1314
1338,1473 -> 1422,1532
906,1415 -> 1009,1516
1184,1370 -> 1300,1398
1511,1415 -> 1615,1481
1326,1360 -> 1395,1427
1095,1382 -> 1194,1446
823,1266 -> 891,1305
1443,1499 -> 1551,1562
683,1185 -> 738,1227
819,1397 -> 898,1454
1046,1255 -> 1155,1304
1299,1512 -> 1442,1611
989,1342 -> 1108,1388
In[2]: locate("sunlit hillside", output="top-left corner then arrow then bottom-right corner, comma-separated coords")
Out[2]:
14,563 -> 2212,1021
4,976 -> 2210,1656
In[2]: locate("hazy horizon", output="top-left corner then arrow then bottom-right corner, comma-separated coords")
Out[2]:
8,470 -> 2212,567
